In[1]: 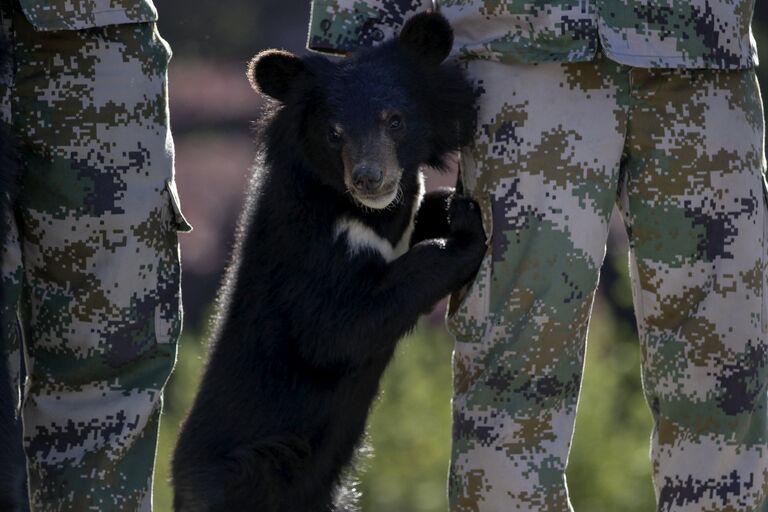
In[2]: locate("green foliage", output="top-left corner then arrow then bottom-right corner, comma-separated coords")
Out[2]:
356,324 -> 455,512
155,295 -> 656,511
567,309 -> 655,511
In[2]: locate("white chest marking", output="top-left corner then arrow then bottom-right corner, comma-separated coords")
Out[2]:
334,218 -> 396,261
334,173 -> 425,263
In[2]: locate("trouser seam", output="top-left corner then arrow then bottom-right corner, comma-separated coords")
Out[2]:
762,176 -> 768,333
618,65 -> 646,331
621,65 -> 634,162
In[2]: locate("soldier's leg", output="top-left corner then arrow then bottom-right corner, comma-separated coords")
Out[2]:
620,66 -> 768,512
448,56 -> 629,512
11,8 -> 190,511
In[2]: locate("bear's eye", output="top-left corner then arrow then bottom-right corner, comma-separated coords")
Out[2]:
327,125 -> 343,145
388,114 -> 404,132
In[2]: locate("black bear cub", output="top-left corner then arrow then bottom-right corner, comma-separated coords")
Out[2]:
172,12 -> 486,512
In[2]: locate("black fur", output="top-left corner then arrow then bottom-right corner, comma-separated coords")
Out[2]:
397,10 -> 454,66
0,34 -> 26,512
172,12 -> 485,512
247,50 -> 307,103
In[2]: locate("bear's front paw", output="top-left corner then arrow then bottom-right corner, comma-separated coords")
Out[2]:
446,195 -> 487,288
448,195 -> 485,241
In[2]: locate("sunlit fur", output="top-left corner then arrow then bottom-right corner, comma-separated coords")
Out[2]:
172,12 -> 485,512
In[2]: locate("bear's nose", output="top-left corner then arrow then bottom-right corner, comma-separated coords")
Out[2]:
352,165 -> 383,193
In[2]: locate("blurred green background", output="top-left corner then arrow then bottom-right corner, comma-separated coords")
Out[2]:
151,2 -> 768,511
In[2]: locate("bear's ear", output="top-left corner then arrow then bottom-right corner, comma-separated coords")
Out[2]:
247,50 -> 307,102
398,11 -> 454,66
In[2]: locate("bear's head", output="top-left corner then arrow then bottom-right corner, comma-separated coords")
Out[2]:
247,12 -> 475,210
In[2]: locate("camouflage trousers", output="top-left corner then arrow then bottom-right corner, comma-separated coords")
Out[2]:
0,2 -> 190,510
448,53 -> 768,512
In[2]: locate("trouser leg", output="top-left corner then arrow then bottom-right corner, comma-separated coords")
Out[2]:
10,9 -> 189,511
619,65 -> 768,512
448,56 -> 628,512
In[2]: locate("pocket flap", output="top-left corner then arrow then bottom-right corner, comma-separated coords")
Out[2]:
165,179 -> 193,233
18,0 -> 158,31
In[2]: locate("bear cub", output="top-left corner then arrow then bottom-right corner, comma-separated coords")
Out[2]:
172,12 -> 487,512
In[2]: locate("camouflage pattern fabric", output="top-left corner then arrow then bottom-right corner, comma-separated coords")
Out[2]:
307,0 -> 758,69
447,53 -> 768,512
0,0 -> 190,509
18,0 -> 158,31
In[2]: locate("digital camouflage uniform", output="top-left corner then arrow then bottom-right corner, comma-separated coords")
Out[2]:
0,0 -> 191,510
307,2 -> 768,511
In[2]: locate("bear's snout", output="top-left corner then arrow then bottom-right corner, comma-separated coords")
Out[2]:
351,164 -> 384,194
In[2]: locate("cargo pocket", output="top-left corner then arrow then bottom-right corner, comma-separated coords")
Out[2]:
155,178 -> 192,345
446,192 -> 493,344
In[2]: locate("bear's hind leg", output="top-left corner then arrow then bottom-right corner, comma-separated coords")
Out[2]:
174,434 -> 312,512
